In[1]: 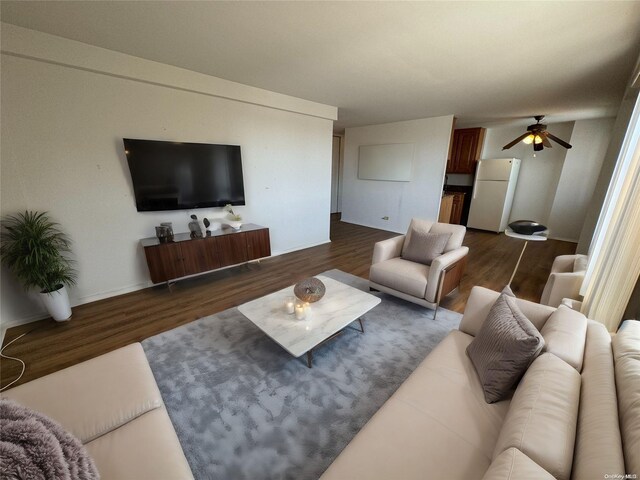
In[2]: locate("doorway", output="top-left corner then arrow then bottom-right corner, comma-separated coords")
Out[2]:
331,135 -> 342,214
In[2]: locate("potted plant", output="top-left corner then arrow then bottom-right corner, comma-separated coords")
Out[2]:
224,203 -> 242,230
0,211 -> 77,321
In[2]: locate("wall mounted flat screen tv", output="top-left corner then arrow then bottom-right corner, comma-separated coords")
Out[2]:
124,138 -> 245,212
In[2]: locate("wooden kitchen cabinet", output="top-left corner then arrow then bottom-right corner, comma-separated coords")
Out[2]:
439,194 -> 454,223
447,128 -> 485,174
450,192 -> 466,224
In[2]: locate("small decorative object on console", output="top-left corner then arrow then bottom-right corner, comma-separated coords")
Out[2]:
155,226 -> 171,243
160,222 -> 174,241
508,220 -> 547,235
188,214 -> 203,238
224,204 -> 243,230
294,277 -> 326,303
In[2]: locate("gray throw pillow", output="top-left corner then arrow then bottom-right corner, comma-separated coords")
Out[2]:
401,228 -> 451,265
466,293 -> 545,404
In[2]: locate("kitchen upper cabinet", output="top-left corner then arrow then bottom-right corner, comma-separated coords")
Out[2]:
447,128 -> 485,174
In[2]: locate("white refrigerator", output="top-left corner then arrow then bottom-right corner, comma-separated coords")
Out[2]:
467,158 -> 521,233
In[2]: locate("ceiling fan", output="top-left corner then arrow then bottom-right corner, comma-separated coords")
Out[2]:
502,115 -> 572,152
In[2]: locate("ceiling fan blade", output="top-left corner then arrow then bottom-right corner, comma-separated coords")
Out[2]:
541,134 -> 553,148
502,132 -> 531,150
546,132 -> 572,149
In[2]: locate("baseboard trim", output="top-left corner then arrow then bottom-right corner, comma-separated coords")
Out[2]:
338,218 -> 403,234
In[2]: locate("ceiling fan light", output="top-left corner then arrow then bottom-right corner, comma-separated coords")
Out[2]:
522,134 -> 535,145
534,135 -> 543,144
534,142 -> 544,152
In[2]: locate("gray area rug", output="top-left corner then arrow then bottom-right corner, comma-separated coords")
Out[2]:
142,269 -> 462,480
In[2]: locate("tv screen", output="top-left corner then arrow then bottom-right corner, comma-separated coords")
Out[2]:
124,138 -> 245,212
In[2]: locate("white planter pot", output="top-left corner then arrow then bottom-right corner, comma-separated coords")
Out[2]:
40,285 -> 72,321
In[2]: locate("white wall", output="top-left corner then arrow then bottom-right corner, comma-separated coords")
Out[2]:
341,116 -> 454,233
0,25 -> 336,329
577,82 -> 640,254
481,122 -> 575,229
547,118 -> 614,241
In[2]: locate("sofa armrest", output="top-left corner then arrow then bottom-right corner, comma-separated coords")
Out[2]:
540,271 -> 584,308
372,235 -> 405,264
460,286 -> 555,337
550,255 -> 579,274
1,343 -> 162,443
425,246 -> 469,303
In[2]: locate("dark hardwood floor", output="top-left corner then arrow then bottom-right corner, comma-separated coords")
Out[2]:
1,215 -> 575,389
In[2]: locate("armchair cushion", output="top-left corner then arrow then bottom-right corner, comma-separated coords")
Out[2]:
401,219 -> 433,258
467,293 -> 545,403
429,222 -> 466,252
401,229 -> 451,266
369,258 -> 429,298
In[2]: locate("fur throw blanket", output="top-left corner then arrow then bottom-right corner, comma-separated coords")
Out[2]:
0,399 -> 99,480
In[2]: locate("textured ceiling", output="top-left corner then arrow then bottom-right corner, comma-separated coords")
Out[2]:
2,1 -> 640,129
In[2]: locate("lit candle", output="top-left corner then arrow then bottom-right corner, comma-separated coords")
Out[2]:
285,297 -> 295,314
295,304 -> 306,320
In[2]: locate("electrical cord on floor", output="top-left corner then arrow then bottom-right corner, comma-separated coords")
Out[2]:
0,327 -> 39,392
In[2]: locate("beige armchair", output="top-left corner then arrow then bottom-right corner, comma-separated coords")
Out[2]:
540,254 -> 587,307
369,218 -> 468,318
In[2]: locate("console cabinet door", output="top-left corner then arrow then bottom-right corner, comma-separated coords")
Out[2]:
144,243 -> 185,283
180,238 -> 221,276
246,229 -> 271,260
216,232 -> 249,266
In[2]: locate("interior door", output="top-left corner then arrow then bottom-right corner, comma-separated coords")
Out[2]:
330,136 -> 341,213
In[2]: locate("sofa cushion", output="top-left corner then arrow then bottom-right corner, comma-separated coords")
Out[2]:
572,321 -> 625,480
320,330 -> 508,480
482,448 -> 555,480
612,320 -> 640,478
401,228 -> 450,265
540,305 -> 588,371
493,353 -> 581,480
369,257 -> 429,298
1,343 -> 162,444
467,293 -> 545,403
460,286 -> 555,338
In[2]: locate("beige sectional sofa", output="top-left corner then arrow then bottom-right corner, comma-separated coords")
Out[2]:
2,343 -> 193,480
321,286 -> 639,480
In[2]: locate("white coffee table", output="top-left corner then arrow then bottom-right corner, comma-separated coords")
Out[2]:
237,275 -> 381,368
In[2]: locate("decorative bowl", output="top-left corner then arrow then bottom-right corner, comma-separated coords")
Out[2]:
508,220 -> 547,235
294,277 -> 326,303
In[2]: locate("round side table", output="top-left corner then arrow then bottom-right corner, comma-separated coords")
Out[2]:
504,228 -> 548,286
